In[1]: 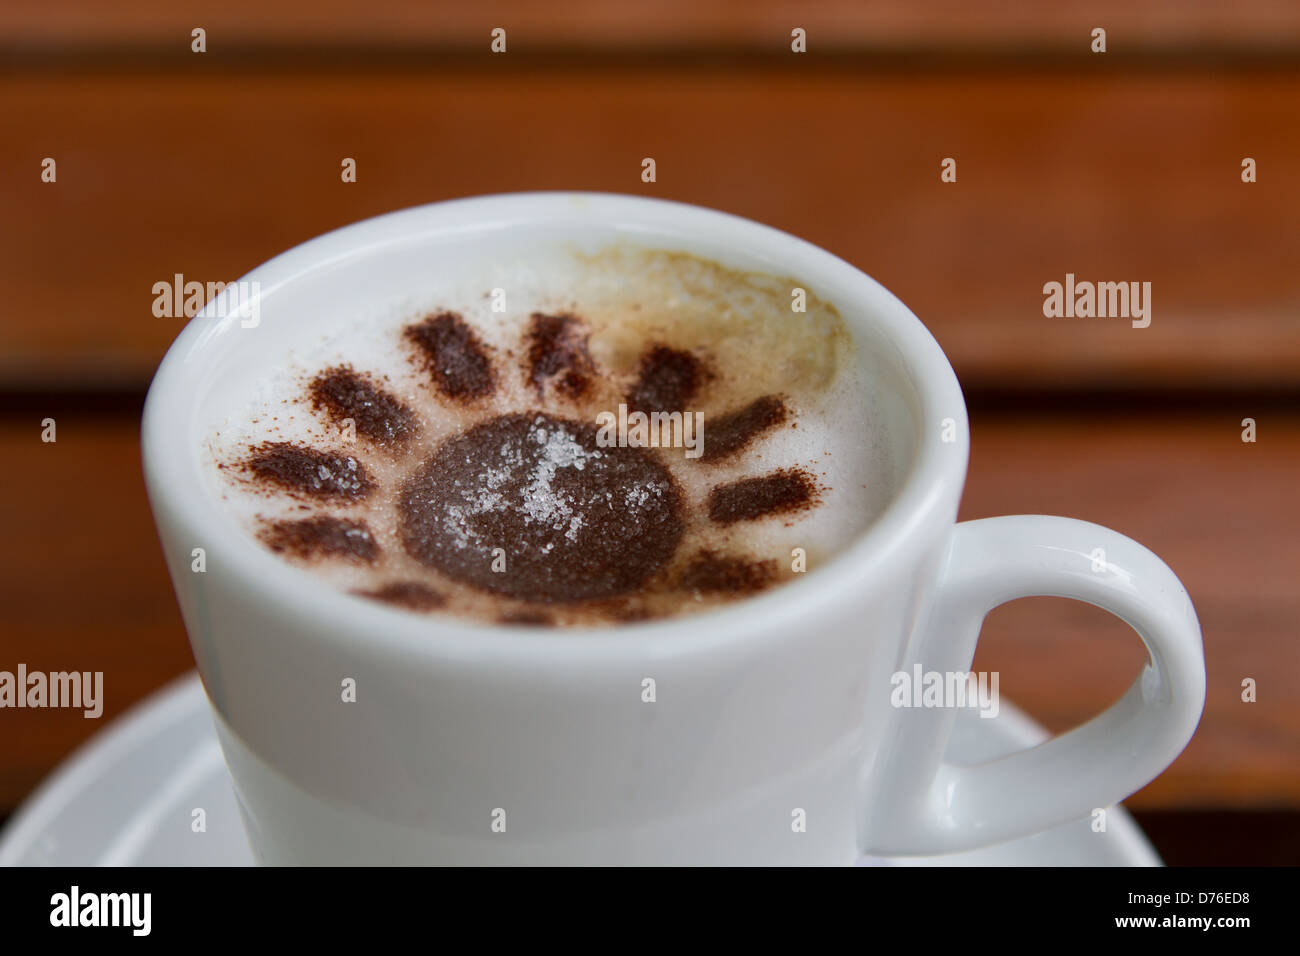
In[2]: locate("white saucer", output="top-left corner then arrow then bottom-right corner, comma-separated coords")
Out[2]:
0,672 -> 1160,866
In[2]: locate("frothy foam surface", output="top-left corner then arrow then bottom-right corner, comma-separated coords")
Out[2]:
201,243 -> 897,627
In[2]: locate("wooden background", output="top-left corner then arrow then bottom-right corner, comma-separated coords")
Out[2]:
1,1 -> 1297,861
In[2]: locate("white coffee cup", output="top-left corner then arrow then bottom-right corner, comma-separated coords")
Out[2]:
141,193 -> 1205,864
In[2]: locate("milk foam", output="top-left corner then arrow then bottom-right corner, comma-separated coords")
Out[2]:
200,243 -> 898,626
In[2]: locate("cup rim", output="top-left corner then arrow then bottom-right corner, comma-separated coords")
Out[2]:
141,191 -> 969,662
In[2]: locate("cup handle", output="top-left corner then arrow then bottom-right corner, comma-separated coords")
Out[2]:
864,515 -> 1205,855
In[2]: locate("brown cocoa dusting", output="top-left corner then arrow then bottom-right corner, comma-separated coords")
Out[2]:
308,366 -> 417,446
526,313 -> 594,398
244,442 -> 374,499
259,515 -> 378,562
354,581 -> 445,610
399,412 -> 684,603
627,345 -> 704,413
404,312 -> 495,401
608,605 -> 652,622
678,550 -> 778,594
500,611 -> 554,627
707,468 -> 818,525
702,395 -> 787,462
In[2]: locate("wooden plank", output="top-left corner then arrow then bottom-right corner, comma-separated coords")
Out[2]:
0,411 -> 192,812
0,411 -> 1295,812
5,1 -> 1300,53
1,68 -> 1297,391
